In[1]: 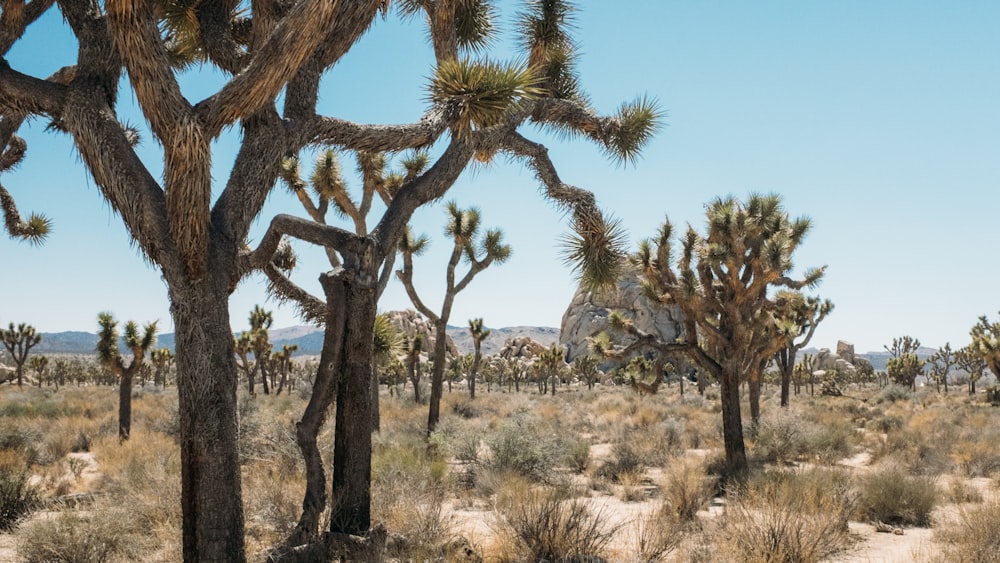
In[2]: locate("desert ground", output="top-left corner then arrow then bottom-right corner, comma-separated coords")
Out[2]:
1,377 -> 999,562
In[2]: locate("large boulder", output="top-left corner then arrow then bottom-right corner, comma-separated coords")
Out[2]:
384,309 -> 458,359
559,268 -> 683,362
836,341 -> 856,365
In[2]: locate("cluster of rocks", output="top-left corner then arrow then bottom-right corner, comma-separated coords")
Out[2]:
559,268 -> 683,363
497,336 -> 547,361
383,309 -> 458,359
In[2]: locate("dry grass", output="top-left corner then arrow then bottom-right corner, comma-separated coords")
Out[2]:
934,500 -> 1000,562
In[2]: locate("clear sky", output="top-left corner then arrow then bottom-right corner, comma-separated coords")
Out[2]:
2,1 -> 998,353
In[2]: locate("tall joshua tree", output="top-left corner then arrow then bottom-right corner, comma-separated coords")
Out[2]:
2,0 -> 657,558
234,306 -> 275,396
468,318 -> 490,400
773,291 -> 833,407
396,202 -> 511,434
1,322 -> 42,387
598,194 -> 825,476
96,313 -> 157,441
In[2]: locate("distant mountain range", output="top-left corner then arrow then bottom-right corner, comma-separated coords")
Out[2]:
27,324 -> 561,357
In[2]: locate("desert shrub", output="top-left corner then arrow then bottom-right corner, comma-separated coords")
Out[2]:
803,419 -> 859,464
935,500 -> 1000,562
484,414 -> 557,481
944,478 -> 983,504
871,414 -> 904,433
451,398 -> 480,419
876,384 -> 912,403
594,437 -> 643,481
662,458 -> 716,523
382,491 -> 455,561
856,464 -> 937,526
564,438 -> 590,474
18,508 -> 145,563
951,429 -> 1000,478
873,426 -> 954,476
492,485 -> 620,562
752,409 -> 807,463
721,468 -> 854,563
632,503 -> 684,562
0,458 -> 41,531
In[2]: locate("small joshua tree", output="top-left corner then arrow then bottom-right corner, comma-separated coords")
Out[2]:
150,348 -> 175,388
954,344 -> 987,395
27,355 -> 48,388
468,318 -> 491,400
927,342 -> 955,393
97,313 -> 157,441
572,354 -> 602,390
234,306 -> 275,396
396,202 -> 511,434
885,336 -> 924,391
1,323 -> 42,387
772,291 -> 833,407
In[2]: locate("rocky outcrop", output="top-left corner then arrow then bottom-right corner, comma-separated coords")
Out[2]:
384,309 -> 458,358
497,337 -> 547,361
559,268 -> 683,362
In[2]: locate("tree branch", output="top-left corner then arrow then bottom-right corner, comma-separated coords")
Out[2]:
305,109 -> 451,154
244,213 -> 358,272
196,0 -> 339,136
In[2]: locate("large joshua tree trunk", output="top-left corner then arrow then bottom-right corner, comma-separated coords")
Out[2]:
170,279 -> 246,562
719,367 -> 748,476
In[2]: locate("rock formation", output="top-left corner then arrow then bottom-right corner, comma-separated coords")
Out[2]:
384,309 -> 458,359
559,268 -> 683,362
815,340 -> 873,376
497,337 -> 547,361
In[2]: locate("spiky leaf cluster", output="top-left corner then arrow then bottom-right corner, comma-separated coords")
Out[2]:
561,214 -> 627,291
429,58 -> 543,136
970,313 -> 1000,377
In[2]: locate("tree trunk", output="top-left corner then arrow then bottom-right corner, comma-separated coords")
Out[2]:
285,273 -> 347,548
426,320 -> 448,435
719,369 -> 748,477
171,279 -> 246,562
748,376 -> 761,433
329,275 -> 377,536
118,366 -> 133,441
470,346 -> 480,400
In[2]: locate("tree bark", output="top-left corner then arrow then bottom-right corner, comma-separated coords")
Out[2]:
329,272 -> 377,536
285,272 -> 347,547
748,376 -> 761,433
171,278 -> 246,562
720,369 -> 748,477
426,319 -> 449,435
118,367 -> 133,441
469,344 -> 480,400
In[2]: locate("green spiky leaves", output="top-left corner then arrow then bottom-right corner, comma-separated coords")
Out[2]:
456,0 -> 498,53
605,95 -> 662,166
561,212 -> 627,291
429,57 -> 543,136
1,186 -> 52,246
399,225 -> 430,256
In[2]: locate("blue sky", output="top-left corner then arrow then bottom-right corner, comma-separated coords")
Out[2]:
2,1 -> 998,353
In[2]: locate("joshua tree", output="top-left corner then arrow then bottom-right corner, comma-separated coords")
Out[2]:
3,0 -> 657,555
927,342 -> 954,393
468,318 -> 490,399
955,344 -> 987,395
1,323 -> 42,387
572,354 -> 601,390
772,291 -> 833,407
234,306 -> 275,396
614,194 -> 826,476
96,313 -> 157,441
151,348 -> 175,388
794,353 -> 814,395
970,313 -> 1000,380
885,336 -> 924,390
27,354 -> 48,388
396,203 -> 511,434
270,344 -> 298,395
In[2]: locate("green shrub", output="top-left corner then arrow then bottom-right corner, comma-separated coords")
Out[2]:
876,384 -> 912,404
857,464 -> 937,526
485,415 -> 556,481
